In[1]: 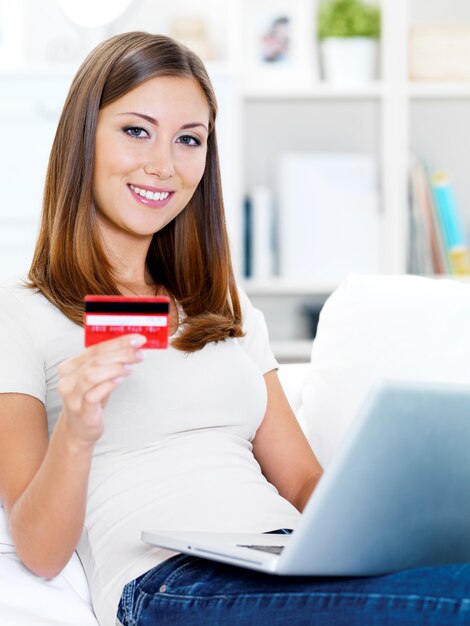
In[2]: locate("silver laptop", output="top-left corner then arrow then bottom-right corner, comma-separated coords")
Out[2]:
142,380 -> 470,576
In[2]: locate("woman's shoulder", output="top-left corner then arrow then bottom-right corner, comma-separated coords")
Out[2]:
235,285 -> 264,332
0,276 -> 79,357
0,276 -> 31,304
0,276 -> 47,310
0,277 -> 70,335
235,284 -> 278,373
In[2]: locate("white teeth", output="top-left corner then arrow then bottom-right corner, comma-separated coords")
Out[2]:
130,184 -> 170,202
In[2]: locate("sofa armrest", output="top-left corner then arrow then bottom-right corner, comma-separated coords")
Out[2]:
277,362 -> 309,417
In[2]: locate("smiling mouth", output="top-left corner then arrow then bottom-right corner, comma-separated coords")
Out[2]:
130,184 -> 171,201
128,184 -> 174,207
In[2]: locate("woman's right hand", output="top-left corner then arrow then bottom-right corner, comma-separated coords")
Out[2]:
57,334 -> 147,446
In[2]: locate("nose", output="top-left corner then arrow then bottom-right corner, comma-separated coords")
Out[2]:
143,142 -> 175,179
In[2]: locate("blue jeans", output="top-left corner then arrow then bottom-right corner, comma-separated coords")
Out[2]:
117,547 -> 470,625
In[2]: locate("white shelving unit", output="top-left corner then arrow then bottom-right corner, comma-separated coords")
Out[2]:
240,278 -> 339,297
237,0 -> 404,360
238,0 -> 470,361
243,83 -> 387,100
409,83 -> 470,99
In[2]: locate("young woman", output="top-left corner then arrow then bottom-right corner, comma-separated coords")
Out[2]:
0,32 -> 469,626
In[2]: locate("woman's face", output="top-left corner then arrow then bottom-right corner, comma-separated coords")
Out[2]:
92,75 -> 210,242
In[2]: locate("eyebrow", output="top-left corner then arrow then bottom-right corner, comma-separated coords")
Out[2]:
119,111 -> 208,132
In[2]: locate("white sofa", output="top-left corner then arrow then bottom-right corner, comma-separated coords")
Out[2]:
2,273 -> 469,624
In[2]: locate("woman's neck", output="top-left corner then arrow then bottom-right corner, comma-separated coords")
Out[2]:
97,221 -> 155,296
117,277 -> 157,297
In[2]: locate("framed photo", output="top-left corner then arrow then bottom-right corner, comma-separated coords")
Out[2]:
241,0 -> 318,94
0,0 -> 24,67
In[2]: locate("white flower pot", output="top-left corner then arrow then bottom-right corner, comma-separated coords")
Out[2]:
320,37 -> 378,84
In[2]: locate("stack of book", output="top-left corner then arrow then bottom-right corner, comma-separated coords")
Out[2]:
409,158 -> 470,276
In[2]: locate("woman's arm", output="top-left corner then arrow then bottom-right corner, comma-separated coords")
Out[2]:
252,370 -> 323,512
0,333 -> 146,578
0,393 -> 94,578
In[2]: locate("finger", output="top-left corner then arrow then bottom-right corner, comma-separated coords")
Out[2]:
59,334 -> 147,376
84,378 -> 123,406
65,366 -> 128,416
95,333 -> 147,350
77,362 -> 133,395
58,361 -> 128,403
87,347 -> 144,369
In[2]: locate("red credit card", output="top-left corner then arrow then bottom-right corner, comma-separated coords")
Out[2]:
84,296 -> 170,349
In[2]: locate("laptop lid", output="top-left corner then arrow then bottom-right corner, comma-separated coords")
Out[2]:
277,379 -> 470,575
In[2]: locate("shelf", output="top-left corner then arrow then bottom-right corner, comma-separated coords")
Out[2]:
408,81 -> 470,99
271,339 -> 313,364
243,82 -> 386,101
240,278 -> 339,297
430,274 -> 470,283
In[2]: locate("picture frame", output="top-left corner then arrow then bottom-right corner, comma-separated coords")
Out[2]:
241,0 -> 318,95
0,0 -> 24,67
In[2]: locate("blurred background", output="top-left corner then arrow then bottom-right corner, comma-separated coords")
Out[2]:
1,0 -> 470,361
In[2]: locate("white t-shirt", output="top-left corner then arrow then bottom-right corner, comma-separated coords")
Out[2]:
0,280 -> 301,626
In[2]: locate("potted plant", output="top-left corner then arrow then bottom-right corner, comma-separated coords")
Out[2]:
317,0 -> 381,84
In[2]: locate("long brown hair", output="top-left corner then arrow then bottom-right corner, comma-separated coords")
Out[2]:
28,32 -> 243,352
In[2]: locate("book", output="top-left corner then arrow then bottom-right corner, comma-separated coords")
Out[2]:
409,158 -> 447,275
243,195 -> 252,278
409,160 -> 433,275
242,187 -> 275,279
251,185 -> 274,279
430,172 -> 470,276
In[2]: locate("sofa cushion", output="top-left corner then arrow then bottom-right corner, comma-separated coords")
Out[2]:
299,274 -> 470,468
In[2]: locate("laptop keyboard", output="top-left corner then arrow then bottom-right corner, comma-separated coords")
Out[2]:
236,544 -> 285,555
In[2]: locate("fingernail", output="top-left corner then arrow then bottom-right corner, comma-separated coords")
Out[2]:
135,350 -> 144,361
130,336 -> 146,347
113,377 -> 124,384
123,363 -> 133,371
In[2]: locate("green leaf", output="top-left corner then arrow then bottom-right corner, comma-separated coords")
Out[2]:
317,0 -> 381,39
